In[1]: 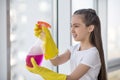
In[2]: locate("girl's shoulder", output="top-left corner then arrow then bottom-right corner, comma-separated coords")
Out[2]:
86,47 -> 99,55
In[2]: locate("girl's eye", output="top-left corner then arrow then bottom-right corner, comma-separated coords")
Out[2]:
74,26 -> 79,27
70,25 -> 79,28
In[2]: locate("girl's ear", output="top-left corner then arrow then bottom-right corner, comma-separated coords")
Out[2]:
88,25 -> 94,32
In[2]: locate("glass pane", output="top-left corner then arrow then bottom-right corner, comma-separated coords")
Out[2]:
108,0 -> 120,60
72,0 -> 94,13
72,0 -> 94,45
108,70 -> 120,80
10,0 -> 55,80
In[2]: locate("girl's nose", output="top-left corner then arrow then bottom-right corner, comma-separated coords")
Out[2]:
71,27 -> 75,33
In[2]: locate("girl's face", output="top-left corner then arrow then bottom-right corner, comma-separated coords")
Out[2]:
71,15 -> 91,41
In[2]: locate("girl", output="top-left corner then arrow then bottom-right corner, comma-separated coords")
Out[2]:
27,9 -> 107,80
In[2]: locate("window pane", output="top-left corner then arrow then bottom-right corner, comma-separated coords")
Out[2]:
72,0 -> 94,13
108,0 -> 120,60
10,0 -> 54,80
108,70 -> 120,80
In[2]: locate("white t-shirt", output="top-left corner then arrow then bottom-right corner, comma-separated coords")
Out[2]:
69,44 -> 101,80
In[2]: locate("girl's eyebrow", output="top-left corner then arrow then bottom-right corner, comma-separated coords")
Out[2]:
71,23 -> 81,25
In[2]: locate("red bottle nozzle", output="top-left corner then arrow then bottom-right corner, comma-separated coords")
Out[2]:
37,21 -> 51,28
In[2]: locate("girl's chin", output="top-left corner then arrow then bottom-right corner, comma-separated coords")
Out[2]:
73,38 -> 80,41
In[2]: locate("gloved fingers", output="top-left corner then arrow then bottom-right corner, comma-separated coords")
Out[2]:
31,57 -> 38,67
42,26 -> 51,38
34,28 -> 42,33
42,26 -> 50,34
34,24 -> 43,36
34,24 -> 41,31
39,31 -> 46,41
34,30 -> 41,36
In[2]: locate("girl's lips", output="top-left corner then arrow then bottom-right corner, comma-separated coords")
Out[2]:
72,34 -> 77,38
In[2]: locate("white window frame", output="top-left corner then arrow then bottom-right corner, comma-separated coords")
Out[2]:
57,0 -> 72,74
0,0 -> 10,80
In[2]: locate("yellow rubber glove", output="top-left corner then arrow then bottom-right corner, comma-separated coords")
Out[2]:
34,21 -> 58,60
26,58 -> 66,80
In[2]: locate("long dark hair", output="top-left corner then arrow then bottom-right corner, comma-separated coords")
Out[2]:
74,9 -> 107,80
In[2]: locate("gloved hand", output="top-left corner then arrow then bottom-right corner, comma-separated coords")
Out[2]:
34,21 -> 58,60
26,58 -> 66,80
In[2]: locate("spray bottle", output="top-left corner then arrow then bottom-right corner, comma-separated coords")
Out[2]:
26,21 -> 50,67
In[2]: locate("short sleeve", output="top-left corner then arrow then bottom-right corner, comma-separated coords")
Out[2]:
81,50 -> 101,69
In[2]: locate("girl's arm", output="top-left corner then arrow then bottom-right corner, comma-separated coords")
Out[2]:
50,49 -> 71,66
50,49 -> 90,80
67,64 -> 90,80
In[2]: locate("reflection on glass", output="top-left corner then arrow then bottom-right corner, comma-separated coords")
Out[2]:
21,15 -> 27,23
38,1 -> 50,12
10,0 -> 53,80
108,0 -> 120,60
